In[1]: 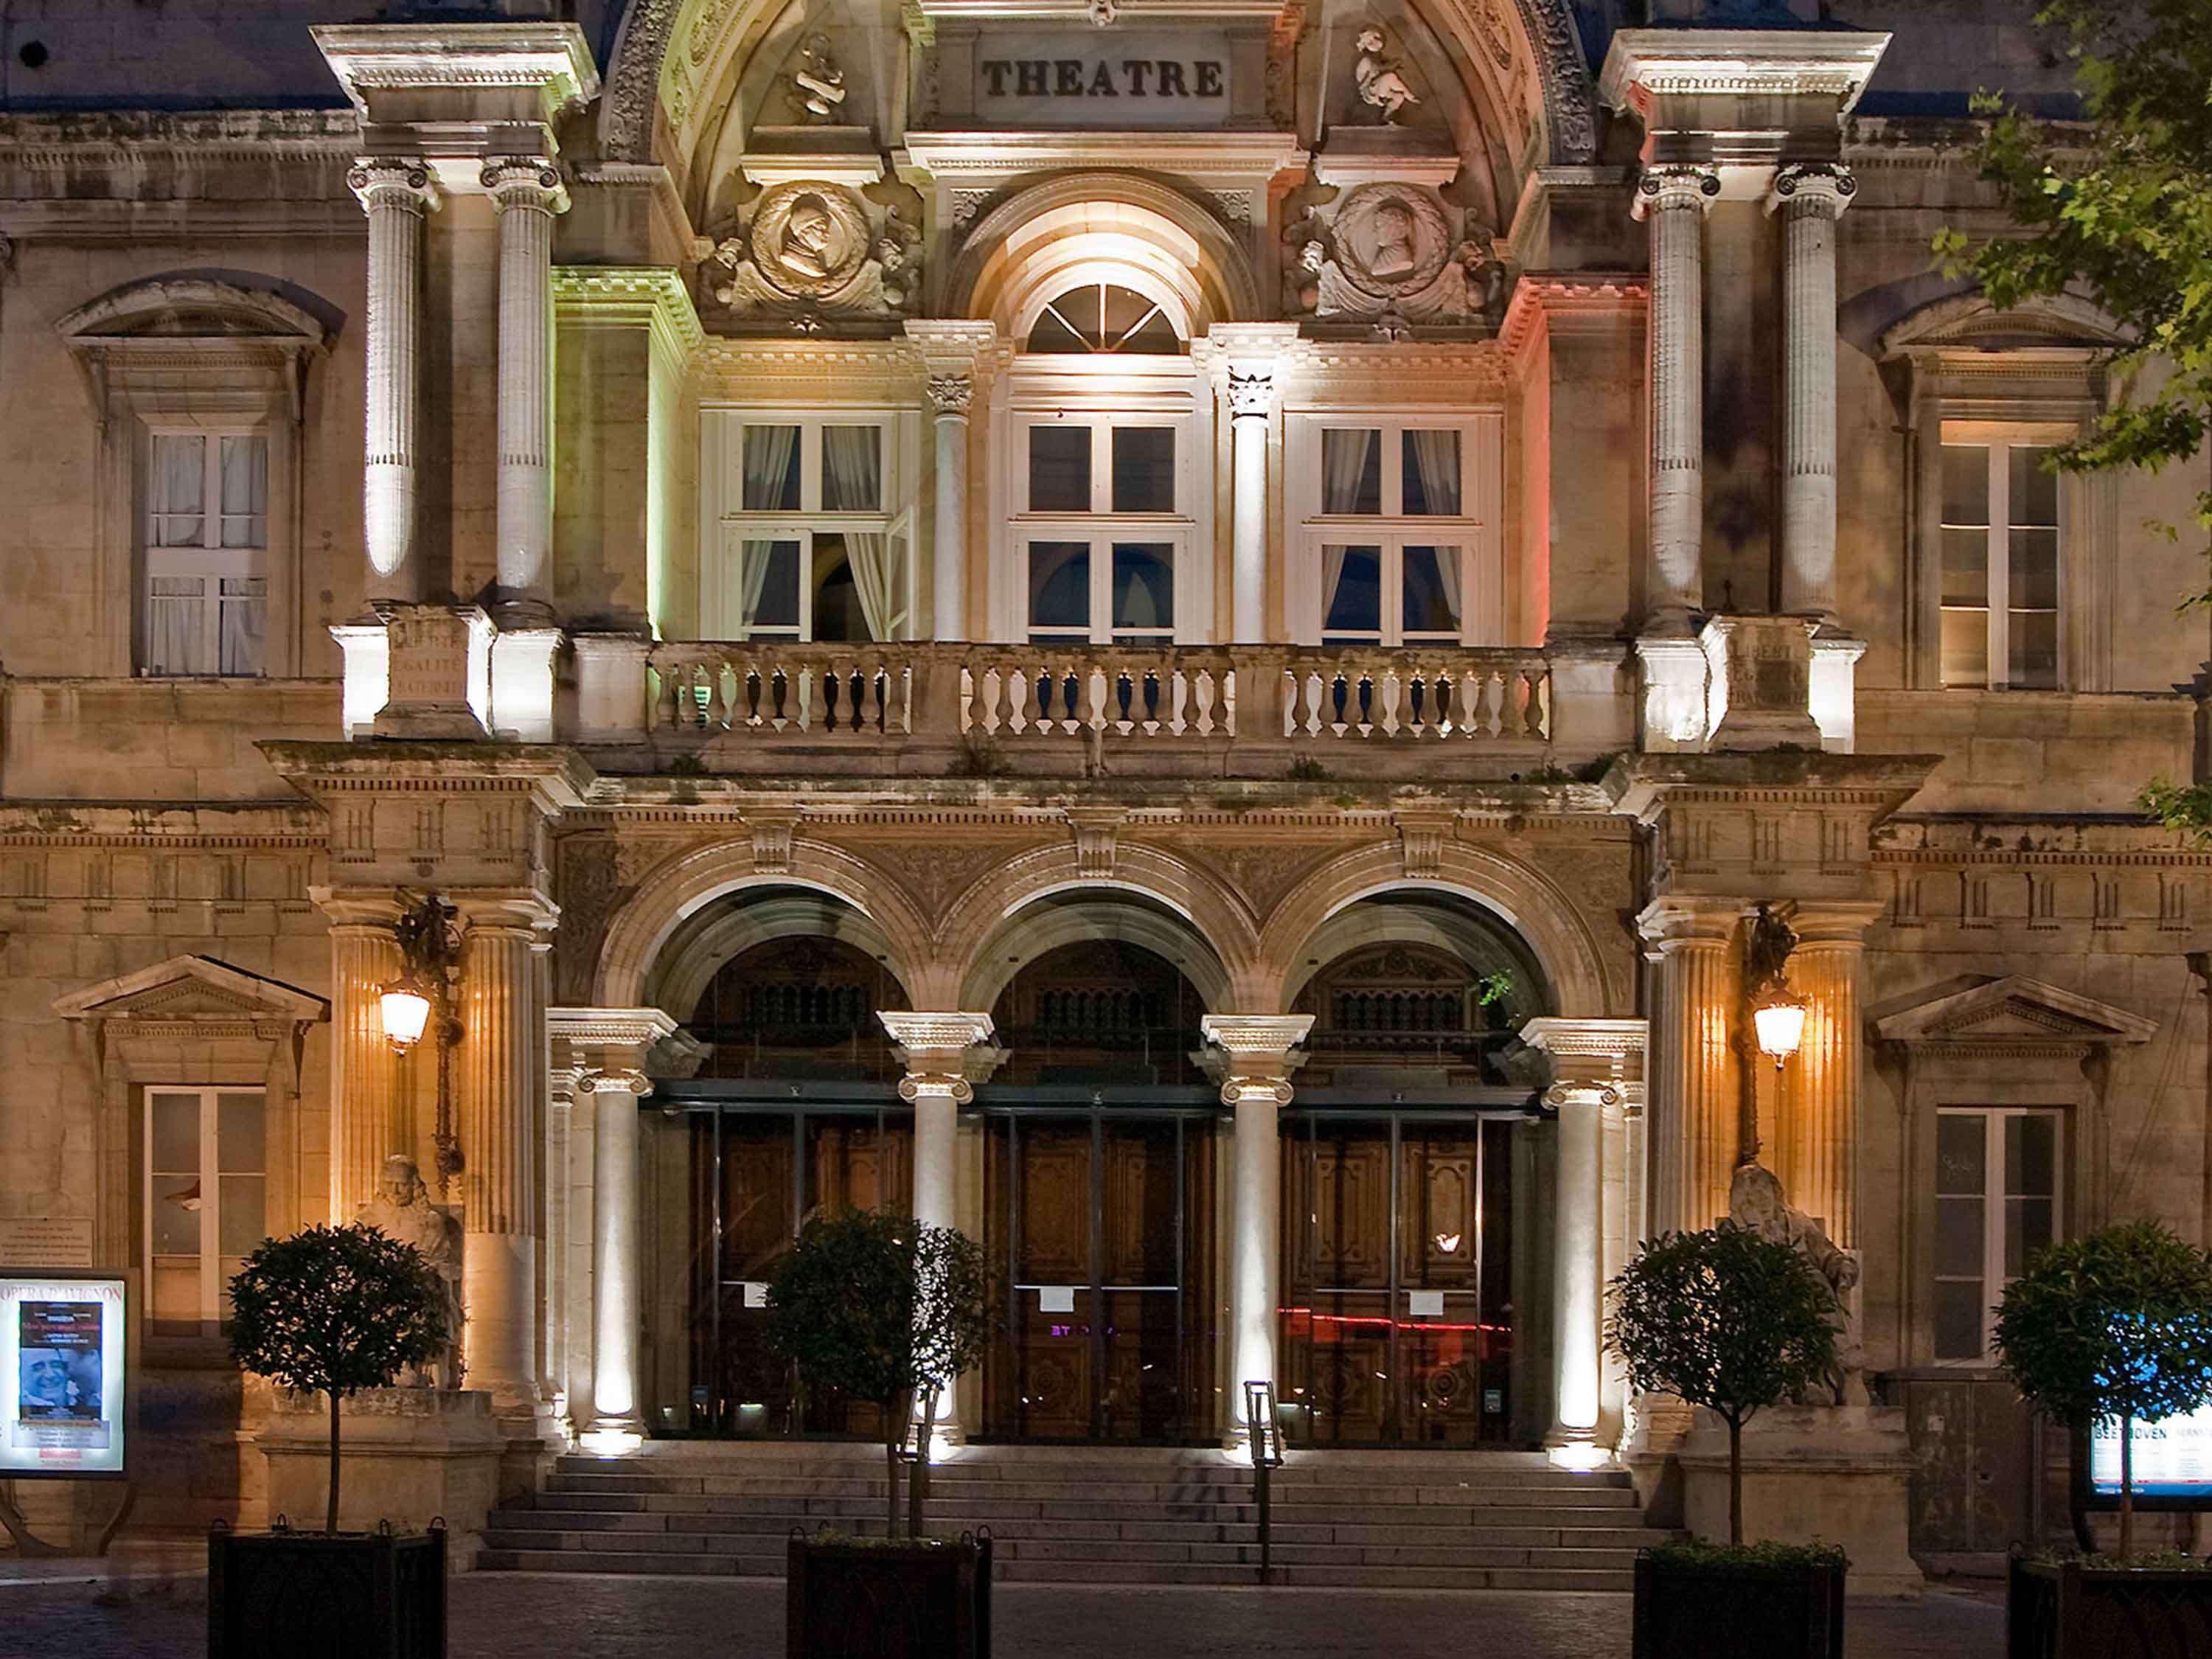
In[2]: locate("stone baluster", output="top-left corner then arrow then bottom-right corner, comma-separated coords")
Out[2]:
1200,1014 -> 1313,1447
926,375 -> 973,642
483,159 -> 568,620
1770,164 -> 1855,626
1635,166 -> 1719,634
348,160 -> 439,605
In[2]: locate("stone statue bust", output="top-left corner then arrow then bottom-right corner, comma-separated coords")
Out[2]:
1728,1161 -> 1869,1406
357,1153 -> 463,1388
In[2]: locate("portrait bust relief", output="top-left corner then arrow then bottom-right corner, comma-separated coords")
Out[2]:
697,179 -> 922,323
751,184 -> 869,299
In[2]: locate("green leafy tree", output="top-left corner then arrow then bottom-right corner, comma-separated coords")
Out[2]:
228,1225 -> 452,1535
1607,1225 -> 1840,1546
765,1209 -> 993,1538
1994,1219 -> 2212,1559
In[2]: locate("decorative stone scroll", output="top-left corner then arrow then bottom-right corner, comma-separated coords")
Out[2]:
696,181 -> 923,324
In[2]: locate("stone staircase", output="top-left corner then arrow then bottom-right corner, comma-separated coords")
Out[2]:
479,1443 -> 1668,1589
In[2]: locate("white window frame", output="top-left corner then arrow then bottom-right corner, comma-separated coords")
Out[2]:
141,425 -> 271,679
1938,423 -> 2067,691
1286,412 -> 1505,646
1932,1105 -> 2065,1366
1014,411 -> 1193,646
700,409 -> 918,641
145,1085 -> 267,1327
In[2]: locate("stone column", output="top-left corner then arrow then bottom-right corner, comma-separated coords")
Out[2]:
1770,164 -> 1856,626
1778,900 -> 1882,1249
482,159 -> 567,620
1638,897 -> 1742,1235
1201,1014 -> 1312,1446
349,160 -> 438,607
319,891 -> 407,1219
454,895 -> 555,1413
1635,166 -> 1719,634
1228,366 -> 1273,643
925,376 -> 972,642
585,1066 -> 651,1446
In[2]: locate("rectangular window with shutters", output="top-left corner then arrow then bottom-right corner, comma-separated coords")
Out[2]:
142,430 -> 268,678
145,1087 -> 267,1329
1938,439 -> 2061,689
1933,1107 -> 2062,1364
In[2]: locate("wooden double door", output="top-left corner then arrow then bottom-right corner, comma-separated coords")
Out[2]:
983,1108 -> 1217,1442
1281,1113 -> 1517,1446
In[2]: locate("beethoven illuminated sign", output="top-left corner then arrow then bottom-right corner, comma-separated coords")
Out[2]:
976,33 -> 1230,128
2087,1403 -> 2212,1507
1,1273 -> 127,1478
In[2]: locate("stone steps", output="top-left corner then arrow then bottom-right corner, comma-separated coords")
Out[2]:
480,1444 -> 1666,1589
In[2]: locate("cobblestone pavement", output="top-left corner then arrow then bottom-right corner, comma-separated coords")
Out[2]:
0,1570 -> 2006,1658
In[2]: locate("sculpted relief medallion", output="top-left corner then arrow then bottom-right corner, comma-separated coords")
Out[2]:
698,181 -> 923,324
1287,182 -> 1508,334
1328,184 -> 1450,302
751,183 -> 872,299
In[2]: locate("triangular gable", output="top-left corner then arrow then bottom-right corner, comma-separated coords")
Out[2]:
1873,975 -> 2155,1048
54,955 -> 327,1025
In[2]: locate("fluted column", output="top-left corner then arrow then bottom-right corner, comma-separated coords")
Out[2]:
1201,1014 -> 1312,1447
585,1066 -> 650,1444
456,896 -> 554,1410
1635,166 -> 1719,634
1638,897 -> 1742,1235
925,376 -> 972,642
319,893 -> 407,1219
349,160 -> 438,605
1778,900 -> 1882,1249
1228,366 -> 1274,643
1770,164 -> 1855,625
483,159 -> 567,619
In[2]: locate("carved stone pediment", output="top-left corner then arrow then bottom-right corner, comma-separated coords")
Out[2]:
1873,975 -> 2157,1052
54,954 -> 329,1036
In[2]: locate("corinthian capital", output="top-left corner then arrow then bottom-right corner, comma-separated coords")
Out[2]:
1227,365 -> 1276,420
925,374 -> 973,418
481,157 -> 569,215
348,157 -> 439,215
1632,164 -> 1721,220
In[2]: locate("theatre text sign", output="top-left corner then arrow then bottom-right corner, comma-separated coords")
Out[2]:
975,33 -> 1231,128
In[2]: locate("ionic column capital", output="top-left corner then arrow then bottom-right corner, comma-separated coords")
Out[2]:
577,1067 -> 652,1098
1782,897 -> 1885,947
349,157 -> 439,215
1201,1013 -> 1312,1105
1633,164 -> 1720,220
453,891 -> 560,938
481,156 -> 569,215
1635,895 -> 1742,958
881,1010 -> 1001,1102
1767,161 -> 1857,217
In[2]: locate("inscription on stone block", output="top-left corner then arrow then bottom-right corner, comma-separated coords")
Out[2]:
385,608 -> 475,709
0,1217 -> 95,1268
976,33 -> 1230,128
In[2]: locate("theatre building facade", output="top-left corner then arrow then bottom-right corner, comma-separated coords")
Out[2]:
0,0 -> 2207,1582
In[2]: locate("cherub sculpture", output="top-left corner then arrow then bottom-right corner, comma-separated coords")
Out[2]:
1354,27 -> 1419,124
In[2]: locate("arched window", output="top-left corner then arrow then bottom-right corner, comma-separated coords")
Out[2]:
1024,282 -> 1183,355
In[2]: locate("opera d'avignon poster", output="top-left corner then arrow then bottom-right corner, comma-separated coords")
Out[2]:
4,1283 -> 122,1468
18,1301 -> 103,1423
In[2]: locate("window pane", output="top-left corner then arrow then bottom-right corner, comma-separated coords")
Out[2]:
1321,546 -> 1382,637
1111,428 -> 1175,514
219,436 -> 268,548
1940,608 -> 1989,688
218,1093 -> 265,1174
1935,1113 -> 1986,1196
744,540 -> 801,630
2008,527 -> 2059,612
740,425 -> 802,511
1402,431 -> 1462,516
821,426 -> 881,512
1935,1195 -> 1985,1278
150,434 -> 206,546
219,579 -> 266,678
1935,1279 -> 1987,1362
219,1175 -> 266,1257
1941,445 -> 1989,526
1101,285 -> 1161,347
1029,541 -> 1090,633
1402,546 -> 1462,636
1026,307 -> 1091,355
2008,609 -> 2059,689
151,1092 -> 201,1175
2006,1197 -> 2055,1277
152,1263 -> 200,1324
810,538 -> 864,643
152,1180 -> 202,1256
1029,428 -> 1092,514
1110,543 -> 1174,634
2006,1114 -> 2058,1198
1941,529 -> 1989,608
1321,430 -> 1382,515
2011,445 -> 2059,526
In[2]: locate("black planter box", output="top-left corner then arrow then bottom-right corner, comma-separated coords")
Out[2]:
786,1531 -> 992,1659
208,1523 -> 446,1659
2008,1554 -> 2212,1659
1632,1551 -> 1846,1659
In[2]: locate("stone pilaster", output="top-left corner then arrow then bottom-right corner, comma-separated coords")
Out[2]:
317,891 -> 407,1220
1770,164 -> 1855,626
1208,323 -> 1299,644
1200,1013 -> 1312,1446
348,159 -> 438,607
483,158 -> 568,622
1778,900 -> 1883,1250
1635,166 -> 1719,635
1637,897 -> 1742,1236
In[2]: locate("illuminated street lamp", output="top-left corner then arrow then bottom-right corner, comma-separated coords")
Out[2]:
383,892 -> 464,1192
378,974 -> 433,1053
1751,987 -> 1807,1068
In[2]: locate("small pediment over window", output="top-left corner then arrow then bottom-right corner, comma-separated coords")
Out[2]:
1877,291 -> 2129,361
54,955 -> 327,1031
1873,975 -> 2156,1050
55,277 -> 335,349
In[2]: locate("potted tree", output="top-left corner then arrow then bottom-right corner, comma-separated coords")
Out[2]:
765,1208 -> 994,1659
1996,1219 -> 2212,1658
1607,1223 -> 1848,1659
212,1223 -> 452,1659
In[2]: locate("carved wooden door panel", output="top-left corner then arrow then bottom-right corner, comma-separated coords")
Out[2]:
1400,1130 -> 1486,1444
712,1116 -> 796,1435
1004,1124 -> 1094,1439
1287,1129 -> 1394,1443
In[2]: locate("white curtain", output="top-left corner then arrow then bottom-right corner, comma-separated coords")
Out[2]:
1425,546 -> 1464,633
219,436 -> 268,548
741,424 -> 800,511
821,425 -> 882,513
145,576 -> 207,675
1321,545 -> 1350,632
219,577 -> 267,676
1322,429 -> 1377,515
739,536 -> 781,632
1408,430 -> 1461,516
150,434 -> 205,546
843,532 -> 893,641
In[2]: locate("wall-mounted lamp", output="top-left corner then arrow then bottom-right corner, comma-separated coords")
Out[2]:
384,891 -> 464,1192
1751,987 -> 1807,1068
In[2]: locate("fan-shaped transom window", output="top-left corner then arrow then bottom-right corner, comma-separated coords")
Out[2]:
1026,283 -> 1183,355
